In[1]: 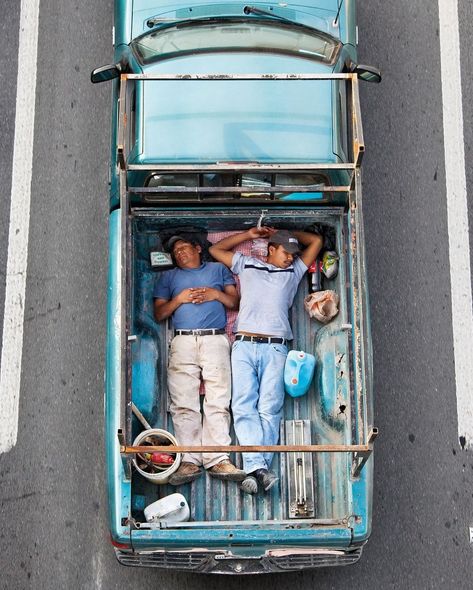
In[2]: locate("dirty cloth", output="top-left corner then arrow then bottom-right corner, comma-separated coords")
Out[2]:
304,290 -> 339,323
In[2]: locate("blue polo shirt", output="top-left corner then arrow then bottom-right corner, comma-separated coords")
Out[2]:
153,262 -> 235,330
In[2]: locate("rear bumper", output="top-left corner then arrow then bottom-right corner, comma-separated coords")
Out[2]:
115,546 -> 363,574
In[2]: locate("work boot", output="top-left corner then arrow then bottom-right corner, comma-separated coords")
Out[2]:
207,459 -> 246,481
168,462 -> 202,485
239,475 -> 258,495
255,469 -> 279,492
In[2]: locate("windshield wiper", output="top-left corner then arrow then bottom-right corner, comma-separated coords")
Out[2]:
147,6 -> 303,30
243,5 -> 297,26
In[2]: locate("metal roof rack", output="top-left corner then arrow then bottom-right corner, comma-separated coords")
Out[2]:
116,72 -> 374,479
117,72 -> 364,193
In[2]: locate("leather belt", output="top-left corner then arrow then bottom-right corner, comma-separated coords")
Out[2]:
174,329 -> 225,336
235,334 -> 286,345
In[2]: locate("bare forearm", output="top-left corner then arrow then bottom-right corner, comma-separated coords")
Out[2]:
293,230 -> 323,247
216,290 -> 239,310
293,231 -> 323,267
154,298 -> 181,321
210,230 -> 252,253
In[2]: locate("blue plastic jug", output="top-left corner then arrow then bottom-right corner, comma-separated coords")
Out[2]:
284,350 -> 316,398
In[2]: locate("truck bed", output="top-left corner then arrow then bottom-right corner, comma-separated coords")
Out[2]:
128,207 -> 354,527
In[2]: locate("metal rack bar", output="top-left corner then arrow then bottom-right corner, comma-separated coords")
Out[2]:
350,75 -> 365,167
125,73 -> 354,80
128,185 -> 350,194
127,163 -> 354,172
116,72 -> 365,180
120,443 -> 372,454
117,79 -> 127,169
115,71 -> 376,476
351,428 -> 378,478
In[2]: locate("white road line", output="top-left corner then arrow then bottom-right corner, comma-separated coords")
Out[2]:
0,0 -> 40,453
438,0 -> 473,449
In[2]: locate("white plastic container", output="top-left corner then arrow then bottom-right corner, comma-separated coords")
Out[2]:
132,428 -> 182,485
144,493 -> 190,524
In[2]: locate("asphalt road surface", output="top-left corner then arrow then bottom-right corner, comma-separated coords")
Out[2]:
0,1 -> 472,588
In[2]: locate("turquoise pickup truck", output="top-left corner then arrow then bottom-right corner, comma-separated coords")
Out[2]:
92,0 -> 380,574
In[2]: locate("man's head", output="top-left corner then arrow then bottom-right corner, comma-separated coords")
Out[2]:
166,235 -> 202,269
267,230 -> 300,269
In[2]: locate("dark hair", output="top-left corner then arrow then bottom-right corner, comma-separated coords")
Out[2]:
166,235 -> 197,253
172,239 -> 196,250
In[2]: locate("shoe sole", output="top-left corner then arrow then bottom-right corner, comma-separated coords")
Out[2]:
168,471 -> 202,486
239,476 -> 258,494
263,477 -> 279,492
208,471 -> 247,482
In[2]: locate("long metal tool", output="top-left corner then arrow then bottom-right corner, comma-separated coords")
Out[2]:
131,402 -> 152,430
285,420 -> 315,518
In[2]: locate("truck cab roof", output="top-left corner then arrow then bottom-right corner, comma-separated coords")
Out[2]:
132,53 -> 338,164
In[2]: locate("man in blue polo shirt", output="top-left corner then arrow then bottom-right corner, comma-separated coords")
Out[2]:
210,227 -> 322,494
154,235 -> 245,485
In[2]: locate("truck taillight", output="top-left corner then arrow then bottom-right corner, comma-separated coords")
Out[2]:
111,535 -> 131,550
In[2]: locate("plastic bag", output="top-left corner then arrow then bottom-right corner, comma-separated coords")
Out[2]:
304,290 -> 339,324
321,250 -> 339,279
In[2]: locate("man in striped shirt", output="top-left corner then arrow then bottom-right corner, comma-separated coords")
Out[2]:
210,227 -> 322,494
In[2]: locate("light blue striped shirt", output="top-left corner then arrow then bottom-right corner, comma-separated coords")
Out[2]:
231,253 -> 307,339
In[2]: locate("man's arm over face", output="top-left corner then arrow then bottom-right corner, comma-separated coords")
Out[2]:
209,227 -> 273,267
293,231 -> 323,268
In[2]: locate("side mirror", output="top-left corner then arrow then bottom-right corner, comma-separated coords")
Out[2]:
351,64 -> 382,84
91,64 -> 121,84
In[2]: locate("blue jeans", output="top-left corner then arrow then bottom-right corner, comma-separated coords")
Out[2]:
231,340 -> 288,473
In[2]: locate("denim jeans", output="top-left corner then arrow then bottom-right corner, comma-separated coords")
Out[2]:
231,339 -> 288,473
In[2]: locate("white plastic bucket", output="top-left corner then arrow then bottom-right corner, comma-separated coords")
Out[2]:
132,428 -> 182,485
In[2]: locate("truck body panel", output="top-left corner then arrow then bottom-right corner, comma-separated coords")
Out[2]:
96,0 -> 377,573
